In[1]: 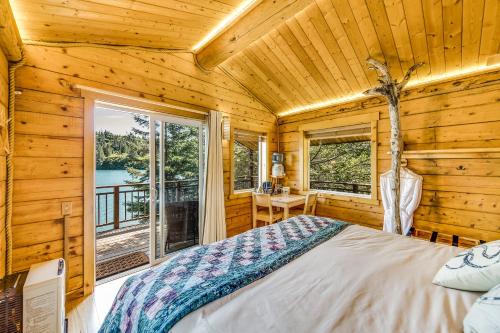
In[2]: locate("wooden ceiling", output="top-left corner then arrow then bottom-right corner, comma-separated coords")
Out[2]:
9,0 -> 242,50
8,0 -> 500,114
220,0 -> 500,113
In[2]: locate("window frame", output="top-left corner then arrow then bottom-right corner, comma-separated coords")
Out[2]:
229,125 -> 270,198
298,112 -> 379,205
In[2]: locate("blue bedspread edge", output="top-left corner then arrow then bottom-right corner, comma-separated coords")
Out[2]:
99,215 -> 349,333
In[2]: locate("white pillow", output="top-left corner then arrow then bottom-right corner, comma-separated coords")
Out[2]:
432,240 -> 500,291
463,284 -> 500,333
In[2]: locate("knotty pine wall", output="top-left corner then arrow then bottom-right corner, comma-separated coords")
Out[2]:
12,45 -> 275,297
279,69 -> 500,242
0,51 -> 8,278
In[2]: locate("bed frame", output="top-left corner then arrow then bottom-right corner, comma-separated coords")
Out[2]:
409,227 -> 485,248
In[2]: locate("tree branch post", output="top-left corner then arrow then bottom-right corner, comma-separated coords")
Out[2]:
363,59 -> 422,234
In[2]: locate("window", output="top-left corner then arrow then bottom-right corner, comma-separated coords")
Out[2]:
299,113 -> 378,203
232,128 -> 267,192
307,124 -> 371,195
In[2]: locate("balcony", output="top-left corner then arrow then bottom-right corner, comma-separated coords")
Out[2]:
95,180 -> 199,280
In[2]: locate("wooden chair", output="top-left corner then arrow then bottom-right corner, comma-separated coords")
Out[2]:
289,192 -> 318,217
252,193 -> 283,228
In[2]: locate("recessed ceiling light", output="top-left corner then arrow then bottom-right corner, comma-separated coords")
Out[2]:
278,63 -> 500,117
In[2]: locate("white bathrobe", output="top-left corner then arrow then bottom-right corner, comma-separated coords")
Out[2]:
380,167 -> 423,235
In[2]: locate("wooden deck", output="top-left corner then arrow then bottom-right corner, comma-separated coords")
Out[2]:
96,224 -> 199,275
96,226 -> 149,264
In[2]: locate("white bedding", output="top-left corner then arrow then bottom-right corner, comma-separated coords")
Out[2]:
172,225 -> 480,333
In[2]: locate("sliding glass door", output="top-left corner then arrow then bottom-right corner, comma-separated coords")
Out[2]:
150,116 -> 205,263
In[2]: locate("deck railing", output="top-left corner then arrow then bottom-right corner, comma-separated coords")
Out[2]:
96,179 -> 370,233
234,176 -> 259,190
232,178 -> 370,194
95,179 -> 199,233
96,183 -> 150,231
309,181 -> 371,195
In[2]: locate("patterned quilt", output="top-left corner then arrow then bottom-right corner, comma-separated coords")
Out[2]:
99,215 -> 349,333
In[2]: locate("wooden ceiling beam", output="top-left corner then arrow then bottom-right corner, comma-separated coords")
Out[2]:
195,0 -> 313,70
0,0 -> 23,61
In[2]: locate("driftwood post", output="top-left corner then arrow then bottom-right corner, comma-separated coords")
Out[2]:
363,59 -> 422,234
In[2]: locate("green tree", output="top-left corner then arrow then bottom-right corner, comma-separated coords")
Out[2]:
309,140 -> 371,194
233,141 -> 258,190
124,116 -> 200,220
95,130 -> 148,170
164,123 -> 200,181
124,116 -> 200,183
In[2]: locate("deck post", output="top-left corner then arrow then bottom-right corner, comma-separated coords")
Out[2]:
113,186 -> 120,230
176,181 -> 181,202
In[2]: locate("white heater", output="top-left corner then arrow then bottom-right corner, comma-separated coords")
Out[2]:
23,259 -> 66,333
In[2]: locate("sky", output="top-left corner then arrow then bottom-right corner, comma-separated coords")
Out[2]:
94,107 -> 143,135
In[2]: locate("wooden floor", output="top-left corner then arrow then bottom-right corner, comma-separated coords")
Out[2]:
67,272 -> 141,333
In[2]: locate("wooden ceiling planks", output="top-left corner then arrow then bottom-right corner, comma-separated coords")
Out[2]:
315,0 -> 373,87
0,0 -> 23,60
401,0 -> 430,79
442,0 -> 463,72
10,0 -> 239,49
220,0 -> 499,114
461,0 -> 485,68
479,0 -> 500,64
8,0 -> 500,114
423,0 -> 446,73
364,0 -> 403,79
195,0 -> 314,70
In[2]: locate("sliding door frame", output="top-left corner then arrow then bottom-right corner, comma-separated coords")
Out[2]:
82,86 -> 208,296
149,115 -> 206,265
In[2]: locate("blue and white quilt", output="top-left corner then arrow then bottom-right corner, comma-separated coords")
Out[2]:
99,215 -> 349,333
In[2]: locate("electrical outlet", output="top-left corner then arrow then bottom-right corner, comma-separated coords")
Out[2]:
62,202 -> 72,216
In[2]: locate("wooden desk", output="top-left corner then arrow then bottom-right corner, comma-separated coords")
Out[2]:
270,194 -> 306,219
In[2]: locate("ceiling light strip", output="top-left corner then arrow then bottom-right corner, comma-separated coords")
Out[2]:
192,0 -> 259,52
278,63 -> 500,117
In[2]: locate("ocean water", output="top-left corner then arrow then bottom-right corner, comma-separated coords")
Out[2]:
96,169 -> 134,187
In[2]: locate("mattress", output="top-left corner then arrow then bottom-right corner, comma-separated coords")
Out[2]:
172,224 -> 480,333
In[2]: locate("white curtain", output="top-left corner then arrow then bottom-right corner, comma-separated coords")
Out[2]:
381,167 -> 423,235
201,111 -> 226,244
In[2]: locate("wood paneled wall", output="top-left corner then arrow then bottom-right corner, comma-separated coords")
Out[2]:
279,69 -> 500,241
13,45 -> 275,297
0,51 -> 8,278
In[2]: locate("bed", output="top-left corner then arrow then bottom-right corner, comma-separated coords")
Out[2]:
100,215 -> 480,333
